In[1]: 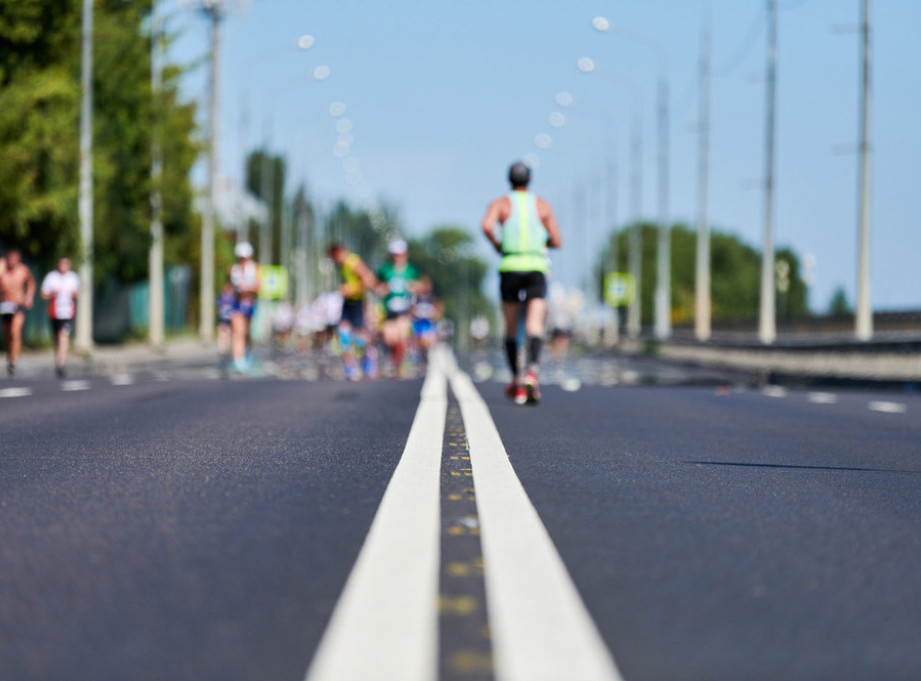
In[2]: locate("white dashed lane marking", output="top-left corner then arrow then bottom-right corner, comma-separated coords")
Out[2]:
808,392 -> 839,405
110,374 -> 136,386
60,380 -> 91,392
0,387 -> 32,398
869,401 -> 908,414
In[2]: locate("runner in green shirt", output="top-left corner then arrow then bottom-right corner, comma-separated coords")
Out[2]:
481,161 -> 562,405
377,239 -> 419,379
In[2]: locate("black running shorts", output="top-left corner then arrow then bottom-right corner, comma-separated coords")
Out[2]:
499,271 -> 547,304
51,318 -> 74,336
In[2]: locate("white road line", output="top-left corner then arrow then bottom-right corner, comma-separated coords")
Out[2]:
869,400 -> 907,414
448,361 -> 624,681
762,385 -> 788,398
808,392 -> 838,405
110,374 -> 135,386
304,348 -> 448,681
61,380 -> 91,392
0,387 -> 32,398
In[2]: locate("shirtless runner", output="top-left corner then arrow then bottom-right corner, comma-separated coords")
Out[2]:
0,250 -> 36,376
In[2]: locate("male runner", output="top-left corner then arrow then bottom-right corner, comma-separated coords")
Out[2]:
40,257 -> 80,378
328,243 -> 378,380
0,250 -> 36,376
481,161 -> 562,405
377,239 -> 419,379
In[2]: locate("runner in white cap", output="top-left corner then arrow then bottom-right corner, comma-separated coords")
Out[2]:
228,242 -> 260,371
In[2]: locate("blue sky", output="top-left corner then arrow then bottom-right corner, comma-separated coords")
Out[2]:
164,0 -> 921,312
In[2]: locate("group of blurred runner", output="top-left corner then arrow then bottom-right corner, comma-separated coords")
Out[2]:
0,251 -> 80,378
216,160 -> 561,405
218,237 -> 443,380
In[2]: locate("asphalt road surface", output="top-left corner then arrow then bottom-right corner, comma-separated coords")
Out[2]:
1,348 -> 919,681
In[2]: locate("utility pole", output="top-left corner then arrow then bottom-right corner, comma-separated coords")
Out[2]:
259,139 -> 274,265
76,0 -> 94,352
605,148 -> 620,345
626,108 -> 643,340
149,0 -> 165,348
295,199 -> 310,309
695,8 -> 712,342
653,60 -> 671,340
759,0 -> 778,345
855,0 -> 873,341
199,0 -> 224,342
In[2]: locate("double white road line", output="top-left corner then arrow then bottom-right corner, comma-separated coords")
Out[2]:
304,347 -> 623,681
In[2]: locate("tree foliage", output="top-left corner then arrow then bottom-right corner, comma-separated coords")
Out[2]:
0,0 -> 199,283
598,223 -> 809,325
406,226 -> 490,332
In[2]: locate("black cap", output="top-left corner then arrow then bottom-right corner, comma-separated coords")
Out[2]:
508,161 -> 531,188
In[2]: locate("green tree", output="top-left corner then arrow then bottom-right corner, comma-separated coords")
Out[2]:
597,223 -> 809,325
0,0 -> 199,284
407,226 -> 490,342
827,286 -> 852,316
321,199 -> 399,271
245,148 -> 286,264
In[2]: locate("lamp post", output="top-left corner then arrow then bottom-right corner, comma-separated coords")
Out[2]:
196,0 -> 225,343
578,57 -> 644,339
75,0 -> 94,352
695,10 -> 712,342
855,0 -> 872,341
759,0 -> 778,345
149,0 -> 165,348
593,17 -> 671,340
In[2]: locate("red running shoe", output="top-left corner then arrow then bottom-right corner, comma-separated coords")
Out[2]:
523,370 -> 540,405
514,384 -> 528,405
505,381 -> 519,400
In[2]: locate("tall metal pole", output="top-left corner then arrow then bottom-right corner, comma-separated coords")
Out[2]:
259,137 -> 273,265
695,8 -> 712,342
149,1 -> 165,348
76,0 -> 94,352
653,65 -> 671,340
855,0 -> 873,341
296,200 -> 309,308
605,149 -> 620,345
759,0 -> 778,345
199,1 -> 222,342
626,107 -> 643,339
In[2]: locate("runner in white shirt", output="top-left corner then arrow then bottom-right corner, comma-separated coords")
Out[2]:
40,257 -> 80,378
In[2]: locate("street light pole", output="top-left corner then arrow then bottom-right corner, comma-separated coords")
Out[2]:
199,0 -> 224,342
592,18 -> 670,340
149,0 -> 165,348
855,0 -> 873,341
627,104 -> 643,340
653,65 -> 670,340
759,0 -> 778,345
76,0 -> 94,352
695,9 -> 712,342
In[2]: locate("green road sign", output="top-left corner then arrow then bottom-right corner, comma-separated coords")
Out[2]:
259,266 -> 288,300
604,272 -> 635,307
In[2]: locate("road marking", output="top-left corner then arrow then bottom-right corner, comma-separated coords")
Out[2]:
448,359 -> 624,681
869,400 -> 907,414
304,348 -> 448,681
110,374 -> 135,386
808,392 -> 838,405
762,385 -> 788,398
0,387 -> 32,398
61,380 -> 91,392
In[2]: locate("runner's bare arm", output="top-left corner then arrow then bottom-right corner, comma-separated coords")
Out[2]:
481,197 -> 510,254
354,258 -> 380,293
537,198 -> 562,249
